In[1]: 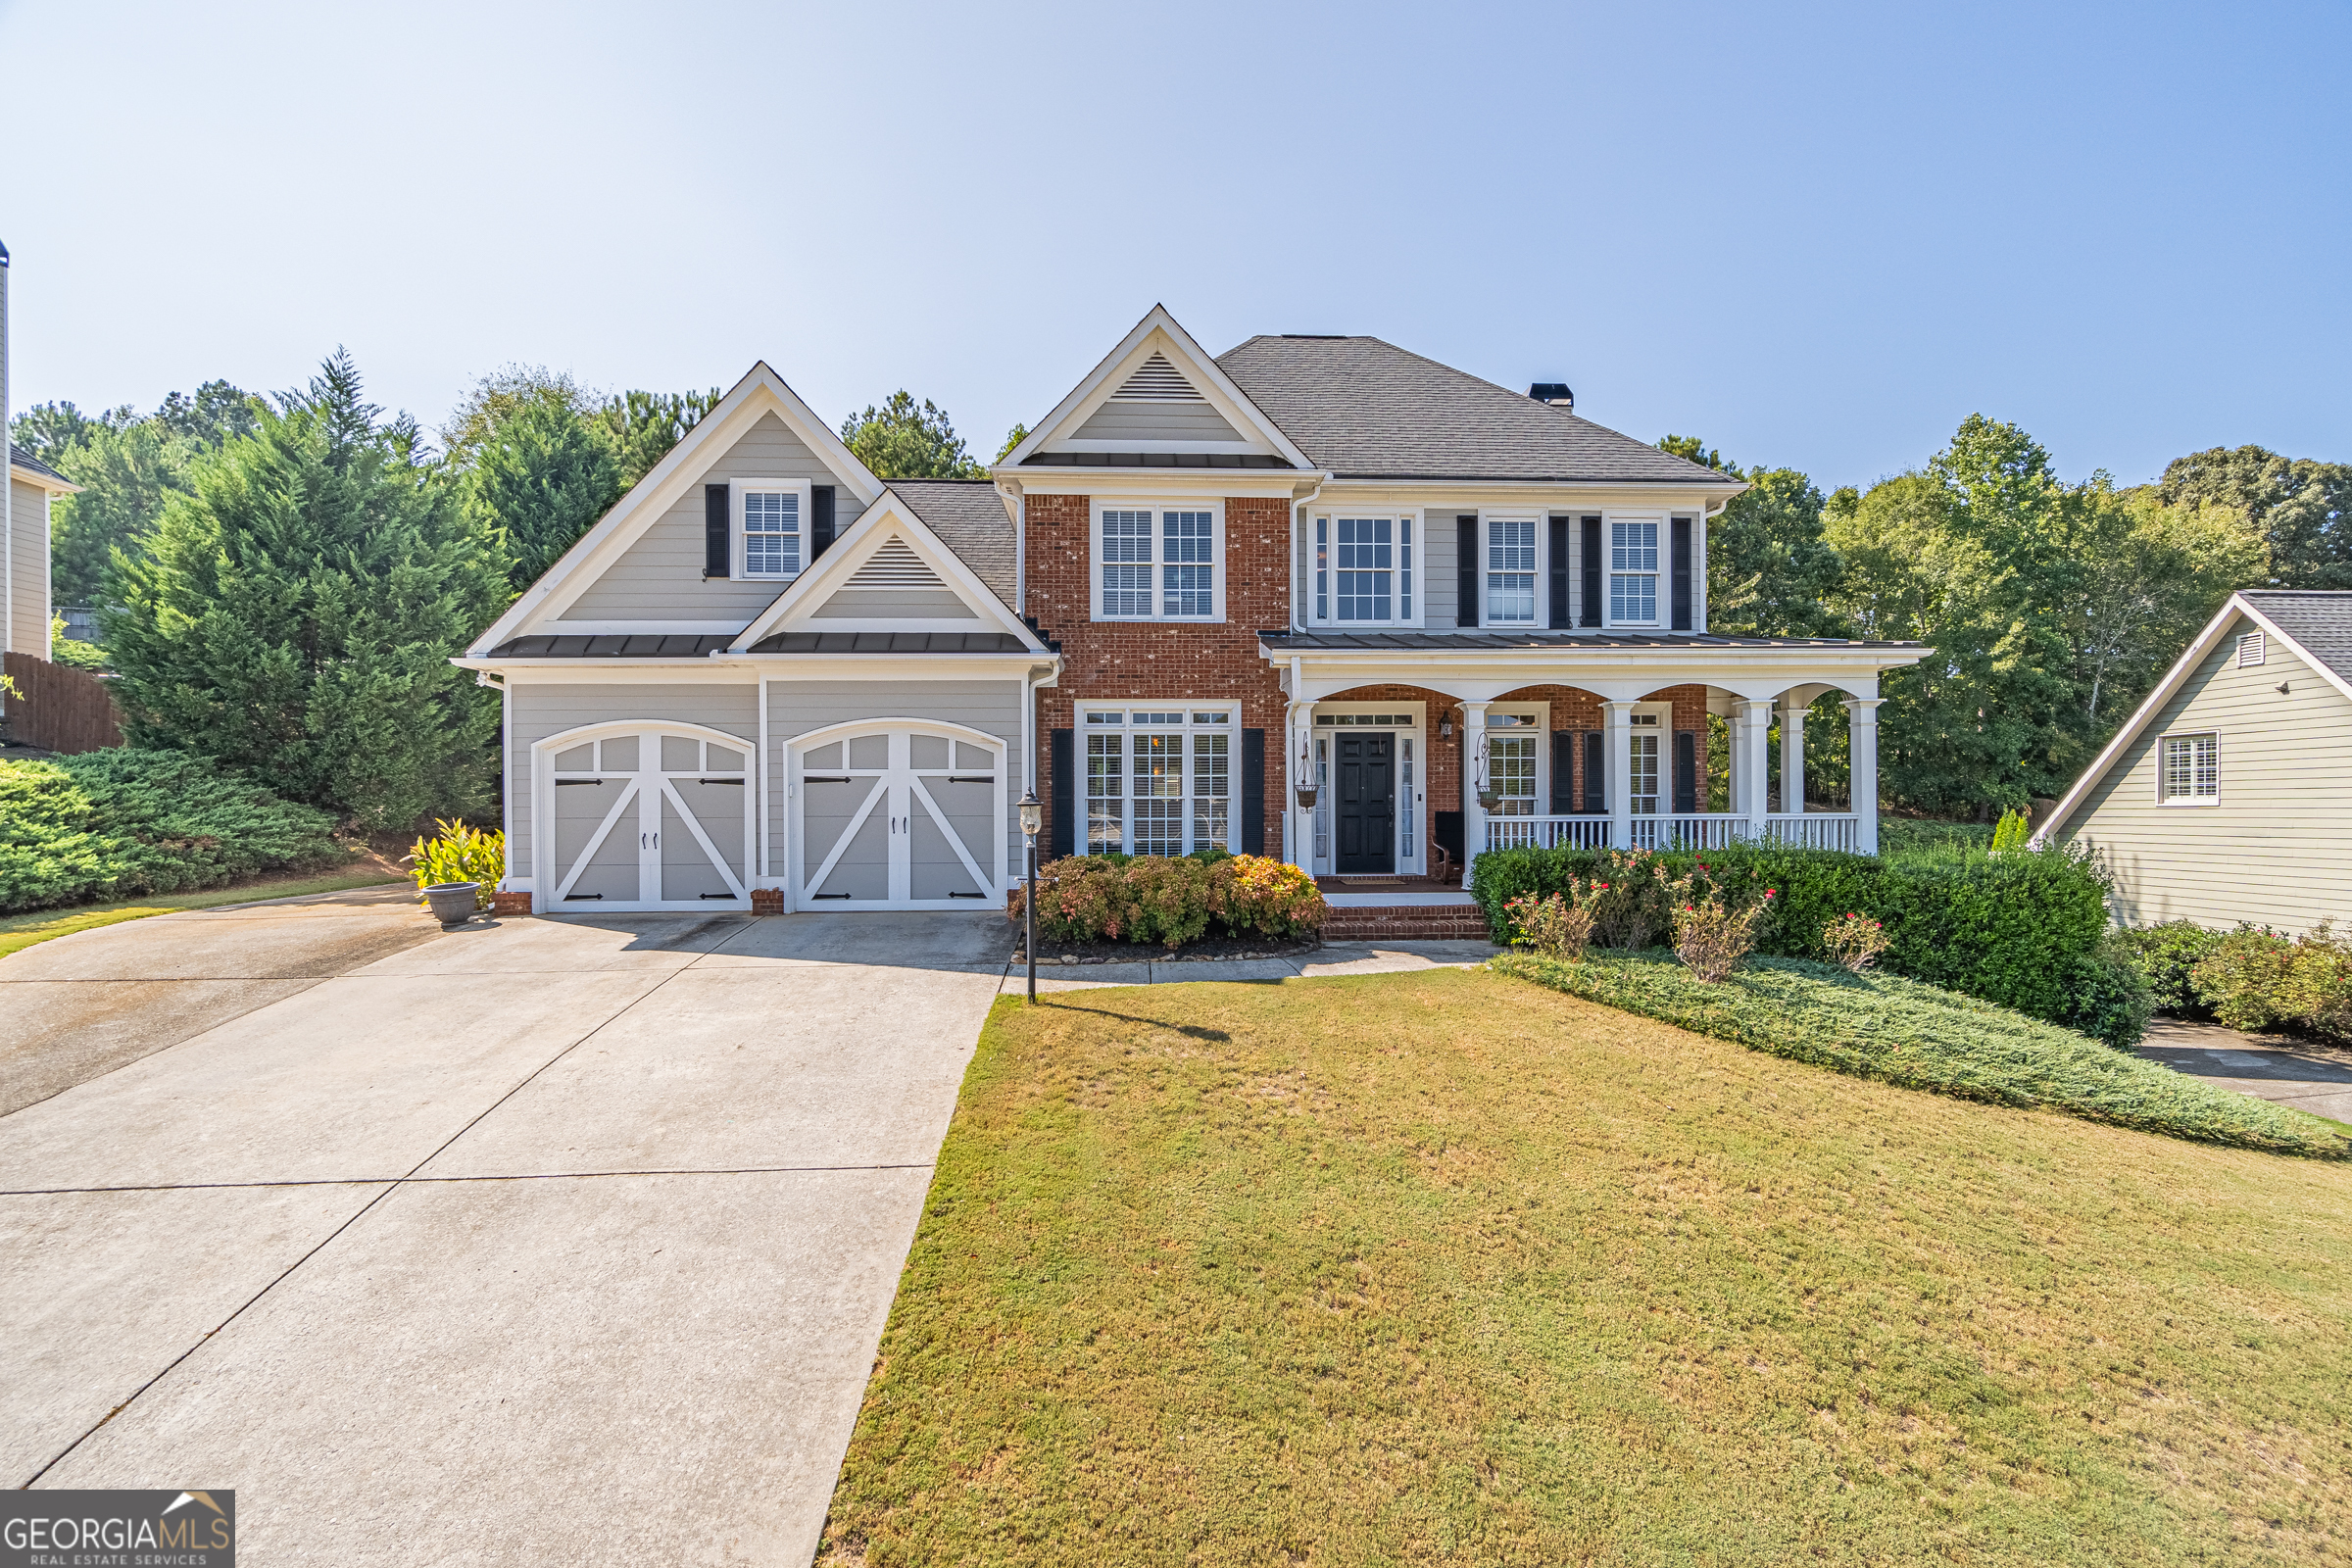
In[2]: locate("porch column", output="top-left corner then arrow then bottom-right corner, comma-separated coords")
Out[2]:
1603,701 -> 1635,851
1462,702 -> 1490,871
1843,698 -> 1882,854
1286,700 -> 1313,871
1738,699 -> 1773,838
1779,697 -> 1806,815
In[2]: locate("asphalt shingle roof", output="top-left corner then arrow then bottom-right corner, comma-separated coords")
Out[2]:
9,443 -> 70,486
888,479 -> 1015,608
1214,336 -> 1739,485
2240,591 -> 2352,687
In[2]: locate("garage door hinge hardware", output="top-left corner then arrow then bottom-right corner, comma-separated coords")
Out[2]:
697,777 -> 747,785
700,892 -> 737,899
565,893 -> 606,900
557,778 -> 605,786
947,775 -> 994,783
949,891 -> 986,899
804,776 -> 854,783
812,892 -> 854,900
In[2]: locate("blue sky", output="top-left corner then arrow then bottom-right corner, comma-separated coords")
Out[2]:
3,0 -> 2343,489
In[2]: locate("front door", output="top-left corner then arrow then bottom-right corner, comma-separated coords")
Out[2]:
544,728 -> 751,911
1335,732 -> 1396,874
792,724 -> 1002,909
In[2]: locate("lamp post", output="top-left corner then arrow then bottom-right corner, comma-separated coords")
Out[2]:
1017,789 -> 1043,1002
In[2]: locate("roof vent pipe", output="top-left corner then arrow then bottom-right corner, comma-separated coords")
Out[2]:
1528,382 -> 1574,411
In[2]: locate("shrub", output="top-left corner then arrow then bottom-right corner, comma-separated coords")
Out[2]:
1583,849 -> 1674,949
1505,890 -> 1594,962
2052,939 -> 2156,1051
2189,923 -> 2352,1043
1824,911 -> 1890,973
408,818 -> 505,910
1010,854 -> 1324,949
2115,919 -> 2230,1014
1494,951 -> 2347,1159
0,747 -> 343,913
1989,808 -> 2031,852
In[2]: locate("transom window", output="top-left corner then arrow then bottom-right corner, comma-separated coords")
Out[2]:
740,486 -> 804,578
1487,517 -> 1536,624
1314,712 -> 1415,726
1099,506 -> 1219,619
1081,708 -> 1235,855
2161,732 -> 2219,803
1314,515 -> 1413,622
1611,519 -> 1659,623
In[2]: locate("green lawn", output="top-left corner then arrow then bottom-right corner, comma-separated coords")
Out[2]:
821,968 -> 2352,1567
0,868 -> 408,960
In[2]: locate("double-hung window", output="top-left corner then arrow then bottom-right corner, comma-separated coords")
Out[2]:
1611,519 -> 1659,623
1487,517 -> 1536,624
1081,708 -> 1235,855
738,481 -> 807,578
1313,515 -> 1415,623
1098,506 -> 1219,619
2160,732 -> 2219,804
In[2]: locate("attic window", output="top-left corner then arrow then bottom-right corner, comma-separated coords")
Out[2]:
2237,631 -> 2266,667
1112,351 -> 1204,402
845,536 -> 945,590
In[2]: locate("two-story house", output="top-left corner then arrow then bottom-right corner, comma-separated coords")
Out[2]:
461,307 -> 1924,914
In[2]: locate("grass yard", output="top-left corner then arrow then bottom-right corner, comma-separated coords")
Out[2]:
822,967 -> 2352,1567
0,867 -> 406,960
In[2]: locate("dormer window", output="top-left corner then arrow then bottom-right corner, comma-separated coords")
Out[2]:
736,479 -> 809,579
1094,501 -> 1223,620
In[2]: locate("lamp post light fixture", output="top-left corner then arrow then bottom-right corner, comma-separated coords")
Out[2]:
1017,789 -> 1043,1002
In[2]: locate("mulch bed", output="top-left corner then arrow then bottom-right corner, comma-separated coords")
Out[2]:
1011,932 -> 1323,965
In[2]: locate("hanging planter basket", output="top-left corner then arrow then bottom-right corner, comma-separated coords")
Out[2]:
1294,786 -> 1319,808
1476,790 -> 1501,811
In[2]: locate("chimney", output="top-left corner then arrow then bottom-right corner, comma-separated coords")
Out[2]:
1527,382 -> 1573,412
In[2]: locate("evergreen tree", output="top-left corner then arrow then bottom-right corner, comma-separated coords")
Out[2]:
466,395 -> 621,589
105,351 -> 510,830
595,387 -> 719,487
841,391 -> 983,478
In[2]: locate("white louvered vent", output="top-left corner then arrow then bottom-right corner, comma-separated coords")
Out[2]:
845,536 -> 947,589
1112,350 -> 1204,402
2237,630 -> 2266,667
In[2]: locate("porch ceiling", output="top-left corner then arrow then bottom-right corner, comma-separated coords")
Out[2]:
1259,628 -> 1926,704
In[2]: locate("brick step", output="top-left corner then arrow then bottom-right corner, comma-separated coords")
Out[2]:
1322,905 -> 1494,941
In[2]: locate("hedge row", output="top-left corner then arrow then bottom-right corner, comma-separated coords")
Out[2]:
1008,852 -> 1325,949
1473,842 -> 2150,1047
0,748 -> 344,913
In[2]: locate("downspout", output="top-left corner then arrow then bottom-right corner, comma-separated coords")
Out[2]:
1001,479 -> 1025,618
473,670 -> 512,890
758,674 -> 770,883
1290,476 -> 1327,632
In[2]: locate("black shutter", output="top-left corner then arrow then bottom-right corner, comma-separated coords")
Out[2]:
704,483 -> 731,578
1671,514 -> 1692,631
1580,515 -> 1602,627
811,485 -> 836,561
1582,730 -> 1605,812
1242,728 -> 1266,856
1455,514 -> 1479,627
1547,515 -> 1571,627
1674,730 -> 1698,813
1050,728 -> 1074,858
1550,731 -> 1575,813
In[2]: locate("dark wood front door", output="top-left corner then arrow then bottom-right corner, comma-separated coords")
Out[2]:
1335,733 -> 1396,873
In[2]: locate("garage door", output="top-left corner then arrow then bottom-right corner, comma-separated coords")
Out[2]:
542,726 -> 752,911
790,723 -> 1002,910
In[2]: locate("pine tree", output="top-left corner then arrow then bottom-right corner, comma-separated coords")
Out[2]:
465,396 -> 621,589
105,351 -> 512,831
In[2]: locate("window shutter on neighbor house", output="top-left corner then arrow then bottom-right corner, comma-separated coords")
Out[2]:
811,485 -> 836,560
1455,515 -> 1479,627
1582,731 -> 1605,812
1674,731 -> 1698,813
1050,729 -> 1075,858
1243,729 -> 1266,855
704,484 -> 731,577
1550,731 -> 1576,813
1547,516 -> 1571,627
1580,515 -> 1602,626
1671,515 -> 1692,631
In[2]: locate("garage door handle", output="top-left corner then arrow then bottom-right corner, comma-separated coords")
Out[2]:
947,775 -> 993,783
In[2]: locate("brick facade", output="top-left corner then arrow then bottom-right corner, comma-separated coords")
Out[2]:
1029,493 -> 1292,856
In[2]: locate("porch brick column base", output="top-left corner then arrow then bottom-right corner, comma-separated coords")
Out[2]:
1602,702 -> 1636,851
1843,698 -> 1883,855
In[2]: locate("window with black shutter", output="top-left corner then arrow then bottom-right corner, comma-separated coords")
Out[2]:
1671,514 -> 1693,631
1581,730 -> 1605,812
1547,516 -> 1571,627
1455,515 -> 1479,627
1674,730 -> 1698,813
811,485 -> 836,560
1579,515 -> 1602,627
704,484 -> 731,578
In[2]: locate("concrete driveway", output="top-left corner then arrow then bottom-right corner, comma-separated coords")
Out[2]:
0,897 -> 1012,1564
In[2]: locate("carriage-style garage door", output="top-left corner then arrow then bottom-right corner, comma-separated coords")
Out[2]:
539,724 -> 752,912
790,722 -> 1004,910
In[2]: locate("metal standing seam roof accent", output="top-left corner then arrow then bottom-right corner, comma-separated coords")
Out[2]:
487,634 -> 739,659
747,631 -> 1035,655
1214,336 -> 1738,484
1258,629 -> 1924,653
2238,591 -> 2352,688
9,443 -> 71,485
884,479 -> 1016,609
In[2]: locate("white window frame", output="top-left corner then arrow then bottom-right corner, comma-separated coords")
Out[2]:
1309,510 -> 1422,628
1606,514 -> 1664,628
1075,704 -> 1242,856
2157,729 -> 2220,806
1479,703 -> 1549,817
1091,500 -> 1226,622
1482,513 -> 1541,627
1307,702 -> 1428,875
735,478 -> 811,581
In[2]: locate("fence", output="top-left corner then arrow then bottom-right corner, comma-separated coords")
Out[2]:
3,652 -> 124,755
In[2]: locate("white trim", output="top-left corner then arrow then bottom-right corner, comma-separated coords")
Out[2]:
8,464 -> 79,496
1070,702 -> 1245,858
1306,508 -> 1424,630
782,716 -> 1008,910
1601,512 -> 1666,630
731,489 -> 1045,650
530,719 -> 756,914
734,476 -> 811,581
1306,700 -> 1430,876
1089,498 -> 1226,623
1478,511 -> 1544,629
2155,728 -> 2222,807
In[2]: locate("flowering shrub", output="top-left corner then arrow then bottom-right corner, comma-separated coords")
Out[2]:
1667,865 -> 1777,982
1009,854 -> 1325,949
1824,911 -> 1890,973
1505,884 -> 1596,961
1585,850 -> 1672,949
2115,919 -> 2229,1013
2189,921 -> 2352,1042
408,818 -> 505,910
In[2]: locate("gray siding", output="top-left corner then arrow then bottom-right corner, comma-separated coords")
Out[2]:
10,479 -> 48,657
1068,401 -> 1245,446
506,681 -> 759,873
564,413 -> 861,622
1423,510 -> 1460,628
810,588 -> 978,620
2060,612 -> 2352,935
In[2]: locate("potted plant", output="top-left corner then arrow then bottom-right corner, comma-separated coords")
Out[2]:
422,881 -> 481,929
1294,783 -> 1318,808
1477,788 -> 1501,810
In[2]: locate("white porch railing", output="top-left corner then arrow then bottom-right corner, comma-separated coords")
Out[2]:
1480,813 -> 1860,855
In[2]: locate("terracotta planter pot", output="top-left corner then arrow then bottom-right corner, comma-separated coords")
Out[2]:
423,881 -> 480,929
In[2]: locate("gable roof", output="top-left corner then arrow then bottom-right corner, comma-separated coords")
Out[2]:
889,479 -> 1014,606
2034,589 -> 2352,846
1215,335 -> 1740,485
10,443 -> 80,493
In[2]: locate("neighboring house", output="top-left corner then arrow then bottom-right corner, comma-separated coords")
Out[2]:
461,307 -> 1926,914
2035,590 -> 2352,935
3,239 -> 83,665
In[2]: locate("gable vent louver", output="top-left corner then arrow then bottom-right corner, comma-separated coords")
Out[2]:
1112,351 -> 1204,402
845,536 -> 947,589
